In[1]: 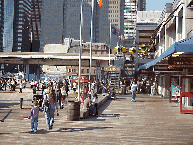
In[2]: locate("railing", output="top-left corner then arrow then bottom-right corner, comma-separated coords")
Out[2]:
138,52 -> 155,59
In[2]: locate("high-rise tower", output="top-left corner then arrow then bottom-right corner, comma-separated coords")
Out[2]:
30,0 -> 42,52
0,0 -> 4,52
13,0 -> 31,52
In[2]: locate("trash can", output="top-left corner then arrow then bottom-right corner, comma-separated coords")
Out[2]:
121,85 -> 126,95
67,100 -> 80,121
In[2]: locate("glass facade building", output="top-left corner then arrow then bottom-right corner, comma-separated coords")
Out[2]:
3,0 -> 14,52
13,0 -> 31,52
0,0 -> 4,52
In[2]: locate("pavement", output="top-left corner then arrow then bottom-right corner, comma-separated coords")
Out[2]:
0,84 -> 193,144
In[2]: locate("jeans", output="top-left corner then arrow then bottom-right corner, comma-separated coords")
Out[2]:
45,108 -> 55,128
31,117 -> 38,131
132,91 -> 136,100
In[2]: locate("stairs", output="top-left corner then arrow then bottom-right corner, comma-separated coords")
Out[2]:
108,71 -> 120,91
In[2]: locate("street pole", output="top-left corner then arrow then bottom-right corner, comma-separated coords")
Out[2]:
109,23 -> 111,65
78,0 -> 83,101
89,0 -> 94,91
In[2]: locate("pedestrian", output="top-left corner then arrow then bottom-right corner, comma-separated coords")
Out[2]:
151,82 -> 156,96
19,80 -> 23,93
30,80 -> 34,90
33,85 -> 36,94
73,82 -> 76,92
131,81 -> 138,102
61,86 -> 67,108
55,84 -> 62,109
43,88 -> 58,130
23,79 -> 26,89
65,82 -> 69,97
28,100 -> 43,133
3,80 -> 7,91
92,93 -> 98,116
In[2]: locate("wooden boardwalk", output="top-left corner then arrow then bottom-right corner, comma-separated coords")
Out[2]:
0,90 -> 193,144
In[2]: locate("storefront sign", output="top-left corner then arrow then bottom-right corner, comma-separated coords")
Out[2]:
168,57 -> 193,69
154,65 -> 182,72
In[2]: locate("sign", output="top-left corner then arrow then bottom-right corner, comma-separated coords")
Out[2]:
168,57 -> 193,69
105,66 -> 120,72
154,65 -> 182,72
171,85 -> 180,96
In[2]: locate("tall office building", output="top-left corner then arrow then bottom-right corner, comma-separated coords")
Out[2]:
13,0 -> 31,52
30,0 -> 42,52
3,0 -> 14,52
137,0 -> 146,11
0,0 -> 4,52
40,0 -> 125,51
124,0 -> 137,48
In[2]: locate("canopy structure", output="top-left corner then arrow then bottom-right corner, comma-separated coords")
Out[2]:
138,36 -> 193,71
71,76 -> 90,83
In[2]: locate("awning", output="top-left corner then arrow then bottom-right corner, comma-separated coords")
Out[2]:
138,36 -> 193,71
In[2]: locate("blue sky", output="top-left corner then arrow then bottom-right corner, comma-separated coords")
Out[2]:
146,0 -> 174,11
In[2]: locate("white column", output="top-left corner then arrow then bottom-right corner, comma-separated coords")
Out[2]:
182,5 -> 186,39
165,25 -> 167,51
176,15 -> 179,42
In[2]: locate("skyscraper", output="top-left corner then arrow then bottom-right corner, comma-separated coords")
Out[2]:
30,0 -> 42,52
40,0 -> 125,51
124,0 -> 137,48
137,0 -> 146,11
13,0 -> 31,52
0,0 -> 4,52
3,0 -> 14,52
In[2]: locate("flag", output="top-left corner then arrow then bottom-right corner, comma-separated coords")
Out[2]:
98,0 -> 103,7
118,34 -> 124,40
111,26 -> 117,35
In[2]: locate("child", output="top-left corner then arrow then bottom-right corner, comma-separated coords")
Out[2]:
28,101 -> 43,133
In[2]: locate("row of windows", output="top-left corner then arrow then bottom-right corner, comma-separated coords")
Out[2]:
68,68 -> 95,74
109,15 -> 118,17
45,6 -> 62,9
109,6 -> 118,8
46,1 -> 62,5
109,10 -> 118,13
110,19 -> 118,22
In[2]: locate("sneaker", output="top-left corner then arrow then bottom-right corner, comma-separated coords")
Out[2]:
131,100 -> 136,102
31,129 -> 33,132
34,130 -> 37,133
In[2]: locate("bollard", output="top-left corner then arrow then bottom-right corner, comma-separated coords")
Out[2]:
20,98 -> 23,109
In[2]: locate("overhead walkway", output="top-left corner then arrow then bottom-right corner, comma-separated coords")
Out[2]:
0,52 -> 115,67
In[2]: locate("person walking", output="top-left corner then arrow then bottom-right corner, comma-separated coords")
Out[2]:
19,80 -> 23,93
43,88 -> 58,130
131,81 -> 138,102
28,101 -> 43,133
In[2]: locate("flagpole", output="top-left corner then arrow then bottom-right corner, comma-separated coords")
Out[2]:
89,0 -> 94,91
78,0 -> 83,101
109,23 -> 111,65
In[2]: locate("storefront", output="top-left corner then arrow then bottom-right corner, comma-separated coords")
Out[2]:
138,36 -> 193,113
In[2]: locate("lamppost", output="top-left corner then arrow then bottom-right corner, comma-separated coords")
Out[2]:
78,0 -> 83,101
89,0 -> 94,91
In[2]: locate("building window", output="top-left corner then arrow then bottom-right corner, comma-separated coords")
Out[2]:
74,69 -> 76,73
81,69 -> 84,73
68,69 -> 71,72
94,70 -> 96,74
87,69 -> 89,73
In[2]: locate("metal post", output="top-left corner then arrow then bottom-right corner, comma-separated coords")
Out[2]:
78,0 -> 83,101
20,98 -> 23,109
89,0 -> 94,91
109,23 -> 111,65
